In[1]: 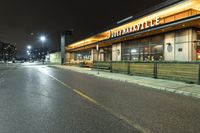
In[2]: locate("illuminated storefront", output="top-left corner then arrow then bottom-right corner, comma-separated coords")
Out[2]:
66,0 -> 200,63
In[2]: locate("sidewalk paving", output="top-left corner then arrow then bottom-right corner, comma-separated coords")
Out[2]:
50,65 -> 200,99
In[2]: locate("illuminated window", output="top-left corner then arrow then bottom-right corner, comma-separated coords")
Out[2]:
122,35 -> 164,61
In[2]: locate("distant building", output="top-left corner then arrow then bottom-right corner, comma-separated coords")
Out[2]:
48,52 -> 61,64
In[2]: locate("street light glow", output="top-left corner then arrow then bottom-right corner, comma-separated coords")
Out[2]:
40,36 -> 46,42
27,45 -> 32,50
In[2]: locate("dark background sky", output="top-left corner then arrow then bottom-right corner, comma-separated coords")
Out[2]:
0,0 -> 166,57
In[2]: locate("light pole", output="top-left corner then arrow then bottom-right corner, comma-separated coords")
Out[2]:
40,36 -> 46,64
27,45 -> 32,62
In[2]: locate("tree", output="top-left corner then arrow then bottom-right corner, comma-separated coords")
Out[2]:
0,41 -> 17,62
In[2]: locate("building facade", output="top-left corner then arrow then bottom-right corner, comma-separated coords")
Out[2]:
66,0 -> 200,64
49,52 -> 61,64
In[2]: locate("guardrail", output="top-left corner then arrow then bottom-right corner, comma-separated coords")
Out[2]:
93,61 -> 200,84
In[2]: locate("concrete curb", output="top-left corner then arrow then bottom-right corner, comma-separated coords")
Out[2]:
93,73 -> 200,99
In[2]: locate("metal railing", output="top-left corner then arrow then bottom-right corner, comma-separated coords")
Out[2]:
93,61 -> 200,84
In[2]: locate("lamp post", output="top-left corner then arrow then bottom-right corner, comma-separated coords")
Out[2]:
27,45 -> 32,62
40,36 -> 46,64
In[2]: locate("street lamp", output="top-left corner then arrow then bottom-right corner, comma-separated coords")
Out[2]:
26,50 -> 31,62
40,36 -> 46,50
27,45 -> 32,50
27,44 -> 32,58
40,36 -> 46,64
40,36 -> 46,43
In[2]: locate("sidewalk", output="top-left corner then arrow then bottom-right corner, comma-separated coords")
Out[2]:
50,65 -> 200,99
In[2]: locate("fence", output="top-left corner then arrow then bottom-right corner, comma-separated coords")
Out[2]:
93,61 -> 200,84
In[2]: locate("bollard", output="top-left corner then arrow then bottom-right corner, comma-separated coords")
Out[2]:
153,62 -> 158,79
110,62 -> 113,73
127,62 -> 130,75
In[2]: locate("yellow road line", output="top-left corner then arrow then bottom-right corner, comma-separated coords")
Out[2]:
73,89 -> 151,133
73,89 -> 98,104
39,68 -> 152,133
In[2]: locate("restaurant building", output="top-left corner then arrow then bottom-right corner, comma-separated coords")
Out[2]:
65,0 -> 200,64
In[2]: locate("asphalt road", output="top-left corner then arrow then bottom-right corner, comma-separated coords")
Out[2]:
0,63 -> 200,133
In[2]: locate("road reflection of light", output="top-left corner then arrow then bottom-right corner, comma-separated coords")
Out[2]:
23,64 -> 50,74
37,66 -> 49,75
23,65 -> 55,119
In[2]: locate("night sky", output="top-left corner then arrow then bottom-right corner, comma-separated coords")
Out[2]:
0,0 -> 166,57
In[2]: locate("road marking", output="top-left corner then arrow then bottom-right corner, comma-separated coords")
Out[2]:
39,68 -> 152,133
73,89 -> 98,104
47,73 -> 72,89
73,89 -> 151,133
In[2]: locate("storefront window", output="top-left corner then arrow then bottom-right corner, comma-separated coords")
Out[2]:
139,45 -> 149,61
130,47 -> 139,61
103,47 -> 112,61
197,30 -> 200,40
74,51 -> 91,61
150,45 -> 163,61
122,40 -> 139,61
195,30 -> 200,61
122,34 -> 164,61
149,35 -> 164,61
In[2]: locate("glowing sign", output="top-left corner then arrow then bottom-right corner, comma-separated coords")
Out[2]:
110,17 -> 160,38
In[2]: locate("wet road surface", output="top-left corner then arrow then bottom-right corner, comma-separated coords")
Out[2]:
0,64 -> 200,133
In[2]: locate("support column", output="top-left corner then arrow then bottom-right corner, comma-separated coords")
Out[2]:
61,30 -> 73,65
